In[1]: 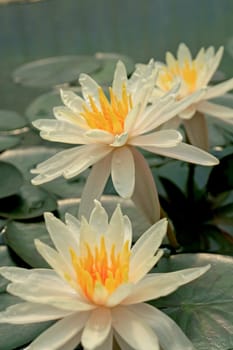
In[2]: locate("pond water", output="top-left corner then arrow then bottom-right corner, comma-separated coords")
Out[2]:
0,0 -> 233,114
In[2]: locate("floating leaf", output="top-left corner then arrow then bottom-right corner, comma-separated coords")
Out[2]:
4,220 -> 51,268
0,246 -> 16,292
12,55 -> 101,88
0,184 -> 57,219
154,253 -> 233,350
0,135 -> 21,152
0,110 -> 27,131
0,161 -> 23,199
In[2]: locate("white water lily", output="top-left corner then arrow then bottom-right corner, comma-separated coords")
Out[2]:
0,201 -> 210,350
31,60 -> 218,221
154,43 -> 233,149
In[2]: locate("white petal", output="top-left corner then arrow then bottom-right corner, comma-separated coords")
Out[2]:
112,306 -> 160,350
203,46 -> 224,85
177,43 -> 192,65
35,239 -> 72,279
130,130 -> 182,148
7,281 -> 93,311
79,73 -> 100,107
183,112 -> 209,150
141,142 -> 219,165
93,329 -> 113,350
111,147 -> 135,198
27,312 -> 88,350
123,215 -> 133,248
112,61 -> 128,98
81,308 -> 112,350
63,145 -> 112,179
106,283 -> 133,307
60,89 -> 84,113
124,265 -> 210,304
198,100 -> 233,122
129,219 -> 167,282
65,213 -> 81,238
178,105 -> 196,119
166,51 -> 177,67
78,154 -> 111,219
89,200 -> 109,235
0,302 -> 72,324
85,129 -> 114,144
130,303 -> 196,350
131,148 -> 160,223
53,106 -> 88,129
106,204 -> 125,252
57,331 -> 82,350
0,266 -> 32,283
205,77 -> 233,99
110,132 -> 129,147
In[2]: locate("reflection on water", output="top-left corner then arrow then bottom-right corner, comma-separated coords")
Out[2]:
0,0 -> 44,4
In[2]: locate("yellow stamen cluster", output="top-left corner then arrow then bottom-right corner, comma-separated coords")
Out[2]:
81,84 -> 133,135
158,59 -> 198,93
70,236 -> 130,303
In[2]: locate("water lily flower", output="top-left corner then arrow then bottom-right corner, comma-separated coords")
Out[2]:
0,201 -> 210,350
154,43 -> 233,149
31,61 -> 218,221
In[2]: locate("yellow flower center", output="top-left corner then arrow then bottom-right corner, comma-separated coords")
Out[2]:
158,59 -> 198,94
70,236 -> 130,303
81,84 -> 133,135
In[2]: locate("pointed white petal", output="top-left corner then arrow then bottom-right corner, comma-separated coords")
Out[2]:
63,145 -> 112,179
105,204 -> 125,252
141,142 -> 219,165
93,329 -> 113,350
112,306 -> 160,350
111,147 -> 135,198
1,267 -> 65,284
203,46 -> 224,85
205,77 -> 233,99
198,101 -> 233,122
177,43 -> 192,65
0,302 -> 72,324
85,129 -> 114,144
123,215 -> 133,248
60,89 -> 84,113
106,283 -> 133,307
124,265 -> 210,304
110,132 -> 128,147
65,213 -> 81,237
53,106 -> 88,129
183,112 -> 209,150
79,73 -> 100,106
44,212 -> 80,264
89,200 -> 109,235
81,308 -> 112,350
130,130 -> 182,148
178,105 -> 196,119
130,303 -> 196,350
131,148 -> 160,223
166,51 -> 177,67
112,61 -> 128,98
27,312 -> 88,350
129,219 -> 167,282
78,154 -> 111,219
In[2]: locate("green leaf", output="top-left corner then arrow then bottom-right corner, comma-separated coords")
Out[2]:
0,135 -> 21,152
4,220 -> 51,268
0,184 -> 57,219
0,110 -> 27,131
154,253 -> 233,350
12,55 -> 101,88
0,161 -> 23,199
0,294 -> 52,350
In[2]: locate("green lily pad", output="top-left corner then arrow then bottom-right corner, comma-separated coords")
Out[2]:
0,146 -> 87,198
0,294 -> 52,350
25,88 -> 82,123
154,253 -> 233,350
4,220 -> 51,268
0,135 -> 22,152
0,161 -> 23,199
0,110 -> 27,131
12,55 -> 101,88
0,184 -> 57,219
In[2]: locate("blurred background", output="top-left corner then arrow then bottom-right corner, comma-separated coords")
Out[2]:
0,0 -> 233,112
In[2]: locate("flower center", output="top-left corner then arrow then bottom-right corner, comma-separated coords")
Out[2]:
81,84 -> 133,135
70,236 -> 130,303
158,59 -> 198,94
